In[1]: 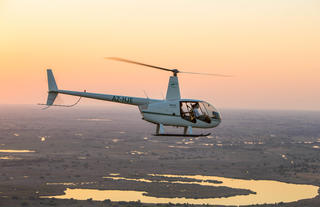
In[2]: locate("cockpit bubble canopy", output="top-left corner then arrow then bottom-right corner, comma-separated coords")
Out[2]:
180,101 -> 220,123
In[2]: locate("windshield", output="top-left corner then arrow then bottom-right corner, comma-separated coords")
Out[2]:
201,102 -> 220,119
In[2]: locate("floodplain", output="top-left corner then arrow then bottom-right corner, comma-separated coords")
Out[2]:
0,105 -> 319,207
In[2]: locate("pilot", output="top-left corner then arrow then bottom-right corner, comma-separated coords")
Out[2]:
192,103 -> 211,123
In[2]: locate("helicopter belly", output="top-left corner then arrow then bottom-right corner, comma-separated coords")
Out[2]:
142,112 -> 217,128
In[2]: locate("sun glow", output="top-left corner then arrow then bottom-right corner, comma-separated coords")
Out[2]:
1,0 -> 319,110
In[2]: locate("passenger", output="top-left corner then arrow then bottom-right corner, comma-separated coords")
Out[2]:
192,103 -> 201,118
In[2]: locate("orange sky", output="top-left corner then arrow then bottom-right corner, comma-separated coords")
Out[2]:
1,0 -> 319,110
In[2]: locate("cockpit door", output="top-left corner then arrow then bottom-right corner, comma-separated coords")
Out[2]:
180,101 -> 196,123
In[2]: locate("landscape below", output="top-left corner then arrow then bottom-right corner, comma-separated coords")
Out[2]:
0,105 -> 319,207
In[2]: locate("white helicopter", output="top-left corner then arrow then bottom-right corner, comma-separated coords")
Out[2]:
43,57 -> 229,137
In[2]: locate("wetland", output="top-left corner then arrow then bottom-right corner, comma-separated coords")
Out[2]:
0,105 -> 319,207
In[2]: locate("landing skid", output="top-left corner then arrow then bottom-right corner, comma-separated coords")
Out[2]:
153,133 -> 211,137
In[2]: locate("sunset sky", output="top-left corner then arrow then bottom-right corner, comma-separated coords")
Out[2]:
1,0 -> 319,110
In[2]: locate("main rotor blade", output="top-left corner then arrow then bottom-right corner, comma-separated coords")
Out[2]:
180,71 -> 233,77
105,57 -> 232,77
105,57 -> 174,72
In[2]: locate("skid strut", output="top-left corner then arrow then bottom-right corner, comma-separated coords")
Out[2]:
154,124 -> 210,137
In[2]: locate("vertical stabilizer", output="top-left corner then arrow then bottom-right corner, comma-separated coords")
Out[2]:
46,92 -> 58,105
46,69 -> 58,105
47,69 -> 58,92
166,76 -> 181,100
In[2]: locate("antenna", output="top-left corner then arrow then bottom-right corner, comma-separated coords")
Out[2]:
143,90 -> 149,99
38,90 -> 86,109
38,96 -> 82,110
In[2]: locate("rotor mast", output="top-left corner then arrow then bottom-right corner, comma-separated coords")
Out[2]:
172,69 -> 179,76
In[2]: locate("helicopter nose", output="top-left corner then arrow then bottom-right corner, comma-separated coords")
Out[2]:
213,111 -> 221,120
212,112 -> 221,126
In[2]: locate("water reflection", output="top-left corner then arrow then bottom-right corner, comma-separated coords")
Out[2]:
130,151 -> 146,155
168,145 -> 190,149
48,174 -> 319,206
104,176 -> 153,183
46,182 -> 96,186
0,156 -> 21,160
0,150 -> 35,153
47,182 -> 76,186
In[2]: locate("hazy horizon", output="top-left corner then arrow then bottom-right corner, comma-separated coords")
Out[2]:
2,103 -> 320,113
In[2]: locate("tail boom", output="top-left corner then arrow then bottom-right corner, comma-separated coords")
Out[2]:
44,69 -> 158,106
57,90 -> 156,106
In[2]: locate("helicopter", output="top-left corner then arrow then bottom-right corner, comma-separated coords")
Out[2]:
42,57 -> 229,137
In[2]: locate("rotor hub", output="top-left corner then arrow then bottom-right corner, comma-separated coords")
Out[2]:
172,69 -> 179,76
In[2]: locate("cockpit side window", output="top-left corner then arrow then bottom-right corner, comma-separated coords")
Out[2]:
180,101 -> 211,123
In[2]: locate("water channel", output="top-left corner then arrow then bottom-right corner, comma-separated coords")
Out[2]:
47,174 -> 319,206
